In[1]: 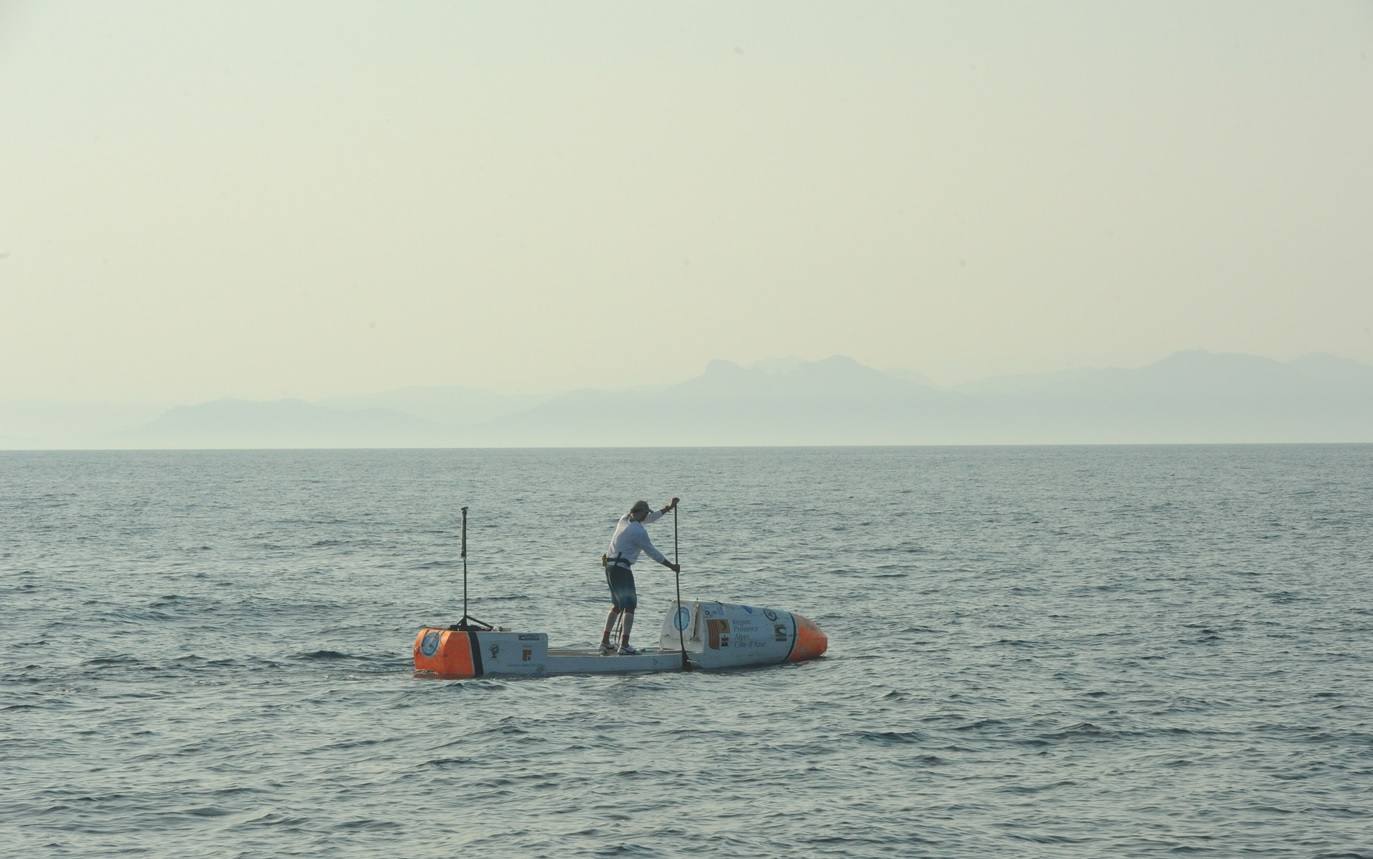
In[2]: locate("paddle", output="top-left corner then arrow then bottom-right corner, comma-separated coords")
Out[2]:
674,502 -> 690,670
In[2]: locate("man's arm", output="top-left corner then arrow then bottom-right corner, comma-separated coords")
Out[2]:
643,497 -> 680,524
634,528 -> 680,572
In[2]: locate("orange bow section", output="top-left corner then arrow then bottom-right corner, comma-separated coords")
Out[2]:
413,627 -> 478,678
788,613 -> 828,662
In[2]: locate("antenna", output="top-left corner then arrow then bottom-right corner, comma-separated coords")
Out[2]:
455,506 -> 491,631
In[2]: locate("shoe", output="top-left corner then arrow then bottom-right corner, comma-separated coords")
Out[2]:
598,643 -> 614,655
618,643 -> 639,655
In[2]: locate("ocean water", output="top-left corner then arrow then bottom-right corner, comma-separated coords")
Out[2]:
3,446 -> 1372,858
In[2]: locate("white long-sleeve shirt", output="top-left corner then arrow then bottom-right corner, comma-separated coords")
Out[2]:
606,510 -> 668,567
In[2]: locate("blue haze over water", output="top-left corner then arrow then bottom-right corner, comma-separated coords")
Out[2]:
2,446 -> 1372,857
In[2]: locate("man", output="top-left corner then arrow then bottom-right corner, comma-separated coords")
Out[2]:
600,496 -> 680,655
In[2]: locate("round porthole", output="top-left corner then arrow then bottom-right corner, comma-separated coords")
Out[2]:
420,630 -> 441,657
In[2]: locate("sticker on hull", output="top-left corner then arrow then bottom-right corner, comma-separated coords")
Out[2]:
420,631 -> 441,657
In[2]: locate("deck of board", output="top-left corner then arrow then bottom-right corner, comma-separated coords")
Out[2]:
542,647 -> 688,674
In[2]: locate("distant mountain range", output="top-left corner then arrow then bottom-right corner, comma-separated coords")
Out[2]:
4,351 -> 1372,448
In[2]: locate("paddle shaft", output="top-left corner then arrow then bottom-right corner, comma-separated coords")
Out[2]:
674,505 -> 689,670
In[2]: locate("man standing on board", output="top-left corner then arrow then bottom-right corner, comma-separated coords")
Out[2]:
601,497 -> 680,655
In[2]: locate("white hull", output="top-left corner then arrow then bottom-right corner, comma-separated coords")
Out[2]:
414,600 -> 828,679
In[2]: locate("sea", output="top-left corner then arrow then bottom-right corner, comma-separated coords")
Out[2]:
2,446 -> 1372,858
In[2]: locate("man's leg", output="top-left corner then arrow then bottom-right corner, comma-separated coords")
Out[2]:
620,610 -> 635,648
601,606 -> 621,648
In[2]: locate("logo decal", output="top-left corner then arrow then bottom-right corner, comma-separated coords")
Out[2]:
763,609 -> 778,621
674,606 -> 691,630
420,631 -> 441,657
742,605 -> 754,614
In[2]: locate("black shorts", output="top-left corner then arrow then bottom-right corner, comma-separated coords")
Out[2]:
605,564 -> 637,611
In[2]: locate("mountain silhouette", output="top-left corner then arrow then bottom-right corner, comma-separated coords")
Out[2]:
9,351 -> 1372,448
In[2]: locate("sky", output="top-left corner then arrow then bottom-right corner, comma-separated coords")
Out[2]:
2,1 -> 1371,403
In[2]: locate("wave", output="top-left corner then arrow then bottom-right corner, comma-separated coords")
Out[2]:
295,649 -> 353,661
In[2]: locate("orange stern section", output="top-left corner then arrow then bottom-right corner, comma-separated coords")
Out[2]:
413,627 -> 479,678
788,613 -> 828,662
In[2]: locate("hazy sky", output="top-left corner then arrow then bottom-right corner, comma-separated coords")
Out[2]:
2,1 -> 1370,402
